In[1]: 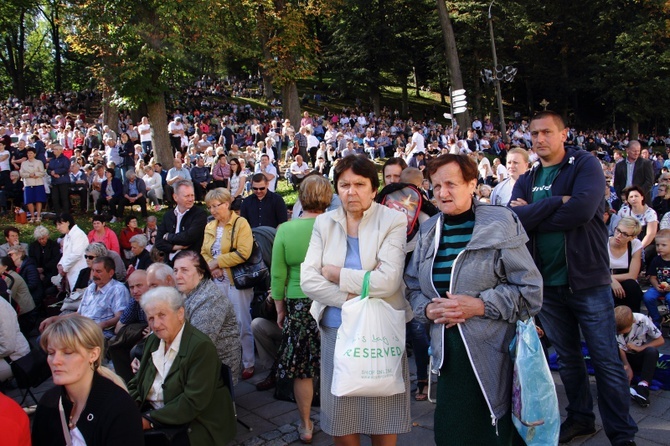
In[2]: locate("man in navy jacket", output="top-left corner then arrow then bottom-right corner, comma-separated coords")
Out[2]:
510,111 -> 637,446
47,144 -> 71,214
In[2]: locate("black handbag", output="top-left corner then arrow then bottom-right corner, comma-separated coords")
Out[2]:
229,217 -> 269,290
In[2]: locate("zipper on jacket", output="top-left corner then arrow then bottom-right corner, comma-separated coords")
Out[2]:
430,214 -> 444,375
451,248 -> 498,433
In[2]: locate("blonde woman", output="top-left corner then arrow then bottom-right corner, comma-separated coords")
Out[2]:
32,315 -> 143,446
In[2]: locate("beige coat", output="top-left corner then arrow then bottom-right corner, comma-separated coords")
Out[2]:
301,202 -> 412,324
19,159 -> 45,187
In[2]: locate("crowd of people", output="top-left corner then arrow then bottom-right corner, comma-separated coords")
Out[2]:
2,80 -> 670,446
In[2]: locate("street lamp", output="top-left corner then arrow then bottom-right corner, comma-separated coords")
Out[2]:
488,1 -> 508,142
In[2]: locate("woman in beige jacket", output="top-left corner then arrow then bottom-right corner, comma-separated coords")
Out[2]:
19,147 -> 46,223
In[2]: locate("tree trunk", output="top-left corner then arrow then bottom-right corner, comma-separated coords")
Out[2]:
282,82 -> 300,130
259,34 -> 274,99
52,6 -> 62,92
101,88 -> 118,131
370,85 -> 381,117
401,83 -> 409,117
630,120 -> 639,141
435,0 -> 471,128
413,66 -> 420,98
146,97 -> 172,167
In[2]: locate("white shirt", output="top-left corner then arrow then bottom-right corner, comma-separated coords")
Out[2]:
255,163 -> 278,192
290,161 -> 310,178
496,164 -> 508,181
0,149 -> 10,171
137,123 -> 152,142
147,323 -> 186,409
411,131 -> 425,154
608,238 -> 643,270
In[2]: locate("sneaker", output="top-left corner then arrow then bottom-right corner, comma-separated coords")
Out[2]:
630,385 -> 650,407
559,418 -> 596,443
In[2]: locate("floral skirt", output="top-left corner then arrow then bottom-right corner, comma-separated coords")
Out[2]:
276,298 -> 320,379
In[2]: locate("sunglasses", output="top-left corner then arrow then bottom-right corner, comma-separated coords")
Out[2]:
84,255 -> 97,260
252,187 -> 266,191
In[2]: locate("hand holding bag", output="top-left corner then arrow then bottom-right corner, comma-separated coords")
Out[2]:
228,217 -> 269,290
331,271 -> 406,397
508,316 -> 560,445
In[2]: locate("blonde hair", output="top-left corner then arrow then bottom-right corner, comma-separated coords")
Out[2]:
617,216 -> 642,237
40,314 -> 128,389
614,305 -> 634,333
400,167 -> 424,187
656,229 -> 670,242
205,187 -> 232,206
299,175 -> 333,212
507,147 -> 530,164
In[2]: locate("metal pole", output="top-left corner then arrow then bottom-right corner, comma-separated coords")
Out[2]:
488,1 -> 508,143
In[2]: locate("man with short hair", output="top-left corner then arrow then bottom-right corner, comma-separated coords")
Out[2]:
40,256 -> 132,339
119,170 -> 148,218
47,144 -> 71,214
137,116 -> 152,156
190,156 -> 211,201
110,269 -> 149,382
146,262 -> 176,289
168,116 -> 185,153
165,157 -> 191,200
614,140 -> 654,204
510,111 -> 637,445
255,153 -> 278,192
155,180 -> 208,263
288,155 -> 311,189
240,173 -> 288,229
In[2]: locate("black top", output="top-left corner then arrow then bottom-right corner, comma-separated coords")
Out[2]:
239,191 -> 288,229
32,373 -> 144,446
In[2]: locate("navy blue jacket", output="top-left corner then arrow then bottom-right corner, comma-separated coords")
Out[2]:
47,154 -> 71,185
510,147 -> 610,291
100,178 -> 123,199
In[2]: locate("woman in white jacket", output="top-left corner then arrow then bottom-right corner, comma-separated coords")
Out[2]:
55,213 -> 88,293
301,155 -> 412,445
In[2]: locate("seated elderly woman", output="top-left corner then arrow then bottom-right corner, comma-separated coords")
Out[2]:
173,250 -> 242,383
28,225 -> 62,291
8,244 -> 43,306
128,286 -> 236,445
0,256 -> 37,335
128,234 -> 152,272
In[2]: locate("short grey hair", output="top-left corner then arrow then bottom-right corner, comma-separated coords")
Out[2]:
141,286 -> 184,312
85,242 -> 108,257
146,215 -> 157,223
33,225 -> 50,239
129,234 -> 148,248
126,169 -> 136,178
146,263 -> 175,284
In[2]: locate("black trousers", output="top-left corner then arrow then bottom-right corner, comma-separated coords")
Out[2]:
51,183 -> 70,214
627,346 -> 659,384
69,186 -> 88,212
612,279 -> 643,313
119,196 -> 148,217
96,196 -> 121,217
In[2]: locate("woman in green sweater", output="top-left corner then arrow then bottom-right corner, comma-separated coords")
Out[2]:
271,175 -> 333,444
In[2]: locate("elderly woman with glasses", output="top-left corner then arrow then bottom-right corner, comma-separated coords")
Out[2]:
7,244 -> 42,306
201,187 -> 256,379
609,217 -> 644,312
128,286 -> 236,445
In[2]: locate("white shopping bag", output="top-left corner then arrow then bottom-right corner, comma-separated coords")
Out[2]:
331,271 -> 406,397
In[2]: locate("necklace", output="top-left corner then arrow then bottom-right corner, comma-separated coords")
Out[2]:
68,403 -> 78,430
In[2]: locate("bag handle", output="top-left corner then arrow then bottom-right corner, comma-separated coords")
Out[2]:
360,271 -> 371,300
228,217 -> 249,262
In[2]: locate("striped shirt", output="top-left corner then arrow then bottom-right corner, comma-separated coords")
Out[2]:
433,210 -> 475,295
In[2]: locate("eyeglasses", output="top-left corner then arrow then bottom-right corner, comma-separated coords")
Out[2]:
84,255 -> 97,260
614,227 -> 634,238
207,202 -> 225,211
252,187 -> 266,191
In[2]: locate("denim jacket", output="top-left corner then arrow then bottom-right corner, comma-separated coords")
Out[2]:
404,201 -> 542,423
